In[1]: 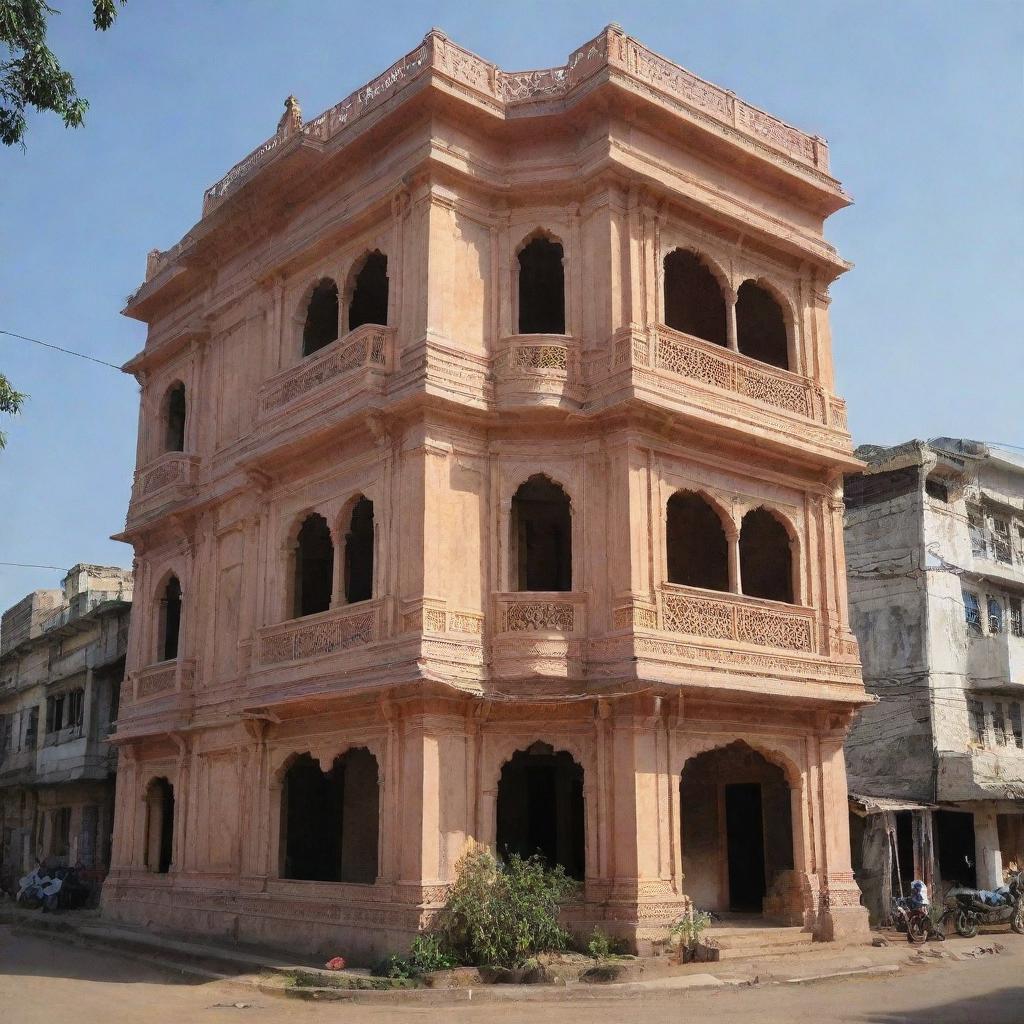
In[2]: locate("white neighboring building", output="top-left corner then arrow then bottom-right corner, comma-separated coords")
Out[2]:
844,438 -> 1024,917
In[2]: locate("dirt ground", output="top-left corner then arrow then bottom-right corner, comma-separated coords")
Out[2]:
1,923 -> 1023,1024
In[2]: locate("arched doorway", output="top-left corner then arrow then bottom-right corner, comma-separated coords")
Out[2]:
680,742 -> 794,914
144,777 -> 175,874
278,748 -> 379,883
496,742 -> 584,880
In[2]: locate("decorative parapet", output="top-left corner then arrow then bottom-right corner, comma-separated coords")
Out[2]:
131,658 -> 195,703
256,600 -> 383,666
493,335 -> 583,405
201,27 -> 832,214
657,584 -> 816,653
649,325 -> 818,421
493,592 -> 587,635
133,452 -> 199,500
257,324 -> 394,417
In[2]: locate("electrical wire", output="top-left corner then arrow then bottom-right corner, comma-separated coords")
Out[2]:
0,329 -> 124,371
0,562 -> 70,571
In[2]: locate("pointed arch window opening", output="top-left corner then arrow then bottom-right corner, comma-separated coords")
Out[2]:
344,497 -> 374,604
738,508 -> 795,604
293,514 -> 334,619
735,281 -> 790,371
302,279 -> 340,357
164,383 -> 187,453
663,249 -> 728,348
347,252 -> 389,332
511,475 -> 572,592
517,236 -> 566,335
666,492 -> 730,593
158,576 -> 182,662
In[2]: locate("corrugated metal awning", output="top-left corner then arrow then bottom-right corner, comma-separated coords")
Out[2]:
849,792 -> 936,815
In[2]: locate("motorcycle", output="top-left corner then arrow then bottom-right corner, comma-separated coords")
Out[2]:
16,865 -> 62,911
940,872 -> 1024,938
890,895 -> 937,944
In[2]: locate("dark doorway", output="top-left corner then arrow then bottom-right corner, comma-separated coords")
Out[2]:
293,514 -> 334,618
280,748 -> 380,883
496,743 -> 585,880
344,497 -> 374,603
663,249 -> 727,346
348,251 -> 389,331
739,508 -> 794,603
164,383 -> 186,452
726,782 -> 766,911
735,281 -> 789,369
302,278 -> 340,356
666,491 -> 729,591
892,811 -> 915,896
145,777 -> 174,875
511,475 -> 572,591
518,236 -> 565,334
160,576 -> 182,662
936,810 -> 976,888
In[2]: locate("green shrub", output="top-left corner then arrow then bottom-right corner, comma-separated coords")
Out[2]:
379,934 -> 458,979
435,844 -> 579,969
585,927 -> 627,959
669,910 -> 712,953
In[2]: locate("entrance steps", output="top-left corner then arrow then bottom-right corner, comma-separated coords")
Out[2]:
700,924 -> 815,961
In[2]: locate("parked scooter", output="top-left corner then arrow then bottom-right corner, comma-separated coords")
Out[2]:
16,864 -> 61,910
940,871 -> 1024,937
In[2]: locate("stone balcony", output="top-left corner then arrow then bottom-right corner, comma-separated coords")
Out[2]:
493,335 -> 584,410
592,325 -> 852,465
128,658 -> 196,705
255,324 -> 395,435
491,592 -> 588,680
127,452 -> 201,525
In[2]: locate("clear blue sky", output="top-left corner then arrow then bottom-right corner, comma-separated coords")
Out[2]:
1,1 -> 1021,612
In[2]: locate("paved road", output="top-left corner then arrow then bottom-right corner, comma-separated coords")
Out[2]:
1,924 -> 1022,1024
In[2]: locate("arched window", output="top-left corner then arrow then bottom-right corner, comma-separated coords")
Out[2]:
164,383 -> 186,453
158,575 -> 182,662
739,508 -> 794,603
666,492 -> 729,592
496,742 -> 585,880
302,278 -> 339,356
511,475 -> 572,592
348,251 -> 388,331
279,748 -> 379,883
517,236 -> 565,335
663,249 -> 727,346
735,281 -> 789,369
344,497 -> 374,604
292,514 -> 334,618
144,777 -> 175,874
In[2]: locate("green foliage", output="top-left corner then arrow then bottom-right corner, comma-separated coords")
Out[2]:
434,844 -> 578,969
379,935 -> 458,979
1,0 -> 126,147
585,927 -> 626,959
0,372 -> 26,449
669,910 -> 713,952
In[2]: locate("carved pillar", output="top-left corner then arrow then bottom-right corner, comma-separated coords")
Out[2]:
726,288 -> 739,352
568,201 -> 583,340
727,525 -> 742,595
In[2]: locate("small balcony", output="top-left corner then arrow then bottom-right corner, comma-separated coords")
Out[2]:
595,324 -> 852,464
493,335 -> 584,409
130,658 -> 196,704
127,452 -> 200,523
257,324 -> 395,424
254,599 -> 385,668
491,592 -> 587,680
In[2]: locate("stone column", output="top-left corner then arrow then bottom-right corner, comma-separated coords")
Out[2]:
974,809 -> 1004,890
726,289 -> 739,352
727,526 -> 742,594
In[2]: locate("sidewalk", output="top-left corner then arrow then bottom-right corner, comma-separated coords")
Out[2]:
0,902 -> 1015,1005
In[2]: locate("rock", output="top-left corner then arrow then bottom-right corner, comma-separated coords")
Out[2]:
580,963 -> 627,984
872,936 -> 890,947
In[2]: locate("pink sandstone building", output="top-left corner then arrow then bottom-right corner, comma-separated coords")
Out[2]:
104,26 -> 870,957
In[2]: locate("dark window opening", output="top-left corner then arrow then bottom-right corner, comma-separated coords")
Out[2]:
968,696 -> 986,746
666,491 -> 729,592
51,807 -> 71,859
348,252 -> 389,331
280,748 -> 379,883
160,576 -> 182,661
680,741 -> 793,914
496,742 -> 585,881
964,592 -> 983,635
302,278 -> 339,356
925,476 -> 949,502
293,515 -> 334,618
891,811 -> 915,898
145,777 -> 175,874
1010,598 -> 1023,638
735,281 -> 789,369
988,597 -> 1003,635
511,475 -> 572,592
739,508 -> 793,603
25,707 -> 38,749
517,237 -> 565,335
936,810 -> 976,889
344,497 -> 374,604
663,249 -> 727,346
164,383 -> 186,453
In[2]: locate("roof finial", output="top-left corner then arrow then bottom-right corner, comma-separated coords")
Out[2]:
277,95 -> 302,137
